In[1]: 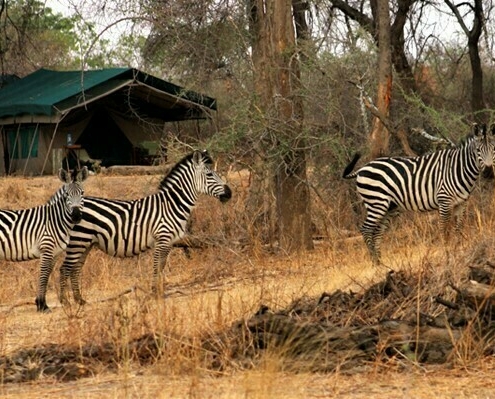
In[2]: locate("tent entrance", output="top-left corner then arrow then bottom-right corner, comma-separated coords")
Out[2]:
77,109 -> 133,167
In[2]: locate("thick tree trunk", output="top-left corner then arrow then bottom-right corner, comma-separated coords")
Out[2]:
467,0 -> 485,123
390,0 -> 417,95
273,0 -> 313,252
247,0 -> 278,246
369,0 -> 392,158
329,0 -> 418,156
329,0 -> 418,96
248,0 -> 313,252
469,41 -> 484,120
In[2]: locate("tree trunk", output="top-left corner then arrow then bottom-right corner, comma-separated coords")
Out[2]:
248,0 -> 313,252
328,0 -> 418,96
369,0 -> 392,158
246,0 -> 278,247
329,0 -> 418,157
467,0 -> 485,123
390,0 -> 417,95
444,0 -> 486,123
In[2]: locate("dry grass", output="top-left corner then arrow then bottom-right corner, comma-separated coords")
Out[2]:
0,171 -> 495,397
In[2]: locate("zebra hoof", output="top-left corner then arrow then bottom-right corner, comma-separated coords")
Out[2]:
60,297 -> 70,307
35,297 -> 51,313
75,298 -> 87,306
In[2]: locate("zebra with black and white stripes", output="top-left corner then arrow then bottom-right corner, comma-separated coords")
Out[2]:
0,167 -> 88,312
343,123 -> 495,264
58,150 -> 232,306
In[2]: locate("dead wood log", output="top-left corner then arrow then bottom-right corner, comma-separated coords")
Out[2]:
458,281 -> 495,307
435,295 -> 459,310
469,264 -> 495,285
101,165 -> 169,176
236,312 -> 463,370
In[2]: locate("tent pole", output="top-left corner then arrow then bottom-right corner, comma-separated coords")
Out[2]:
23,123 -> 39,176
1,126 -> 8,175
42,121 -> 60,175
9,124 -> 21,175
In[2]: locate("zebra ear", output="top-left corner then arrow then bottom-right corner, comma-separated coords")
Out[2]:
192,150 -> 203,164
473,123 -> 480,137
58,168 -> 71,183
76,166 -> 89,182
490,123 -> 495,136
473,123 -> 487,138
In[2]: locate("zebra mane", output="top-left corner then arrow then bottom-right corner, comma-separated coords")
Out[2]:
158,151 -> 213,189
426,133 -> 476,157
46,185 -> 66,206
458,133 -> 476,146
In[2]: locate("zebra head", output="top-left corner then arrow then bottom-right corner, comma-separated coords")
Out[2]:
191,150 -> 232,203
58,167 -> 89,224
473,123 -> 495,169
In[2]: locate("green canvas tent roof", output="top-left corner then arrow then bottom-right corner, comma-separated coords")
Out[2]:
0,68 -> 216,124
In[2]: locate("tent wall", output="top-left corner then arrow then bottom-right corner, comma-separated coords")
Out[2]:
0,124 -> 55,176
110,111 -> 167,146
0,107 -> 188,175
0,113 -> 168,175
0,129 -> 5,175
0,115 -> 92,175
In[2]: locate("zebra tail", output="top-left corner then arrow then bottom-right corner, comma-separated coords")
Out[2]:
342,153 -> 361,179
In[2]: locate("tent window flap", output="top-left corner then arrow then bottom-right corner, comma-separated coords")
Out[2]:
7,125 -> 39,159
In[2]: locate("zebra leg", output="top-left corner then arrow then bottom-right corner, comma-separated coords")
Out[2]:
59,264 -> 71,306
453,203 -> 468,239
60,247 -> 91,306
360,219 -> 380,265
438,202 -> 454,241
152,243 -> 172,295
36,253 -> 55,313
360,205 -> 389,265
373,207 -> 400,260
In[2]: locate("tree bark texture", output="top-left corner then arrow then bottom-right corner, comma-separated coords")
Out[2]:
444,0 -> 486,123
248,0 -> 313,252
246,0 -> 278,246
369,0 -> 392,158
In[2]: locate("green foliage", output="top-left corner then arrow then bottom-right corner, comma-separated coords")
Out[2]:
0,0 -> 80,74
0,0 -> 140,73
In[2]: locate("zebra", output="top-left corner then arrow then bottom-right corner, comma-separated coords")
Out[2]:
343,123 -> 495,265
58,150 -> 232,306
0,167 -> 88,312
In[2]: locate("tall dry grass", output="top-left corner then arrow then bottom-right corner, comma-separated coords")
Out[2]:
0,169 -> 495,397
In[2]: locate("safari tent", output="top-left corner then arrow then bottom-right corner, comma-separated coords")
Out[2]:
0,68 -> 216,175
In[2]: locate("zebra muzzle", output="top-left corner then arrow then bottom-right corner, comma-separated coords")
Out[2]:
71,207 -> 83,224
219,185 -> 232,203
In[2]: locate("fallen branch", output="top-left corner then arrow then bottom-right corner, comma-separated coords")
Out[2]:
459,281 -> 495,307
0,300 -> 34,314
96,285 -> 150,303
435,295 -> 459,310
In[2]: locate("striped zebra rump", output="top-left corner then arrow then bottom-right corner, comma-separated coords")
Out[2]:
355,154 -> 446,212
